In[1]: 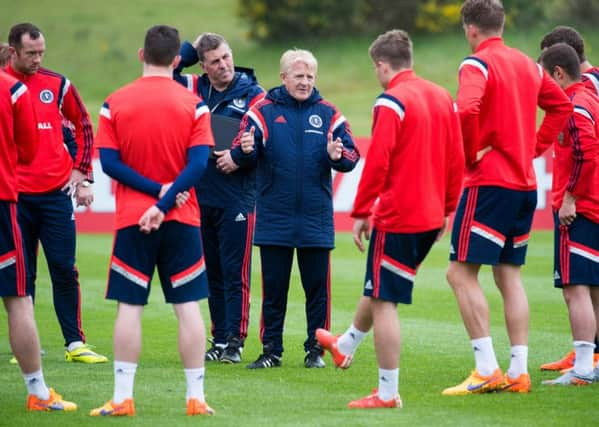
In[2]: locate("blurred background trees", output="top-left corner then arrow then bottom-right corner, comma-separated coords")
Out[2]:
238,0 -> 594,42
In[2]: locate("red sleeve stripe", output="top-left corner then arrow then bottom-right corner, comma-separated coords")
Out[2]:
246,108 -> 268,144
342,149 -> 359,162
330,114 -> 346,133
10,81 -> 27,104
248,91 -> 266,108
70,84 -> 94,172
566,115 -> 583,192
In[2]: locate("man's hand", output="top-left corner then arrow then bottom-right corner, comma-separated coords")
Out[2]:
139,205 -> 165,234
559,192 -> 576,226
475,145 -> 493,163
352,217 -> 370,252
159,183 -> 190,208
75,183 -> 94,207
215,149 -> 239,174
327,132 -> 343,161
240,126 -> 255,154
436,216 -> 449,241
62,169 -> 87,197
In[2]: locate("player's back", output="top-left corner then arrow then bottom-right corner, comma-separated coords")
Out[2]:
372,71 -> 463,232
105,76 -> 201,183
0,72 -> 37,202
461,37 -> 543,190
98,75 -> 209,229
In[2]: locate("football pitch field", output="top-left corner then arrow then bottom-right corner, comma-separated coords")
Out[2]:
1,231 -> 598,426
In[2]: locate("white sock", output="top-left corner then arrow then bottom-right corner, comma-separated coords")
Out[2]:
67,341 -> 84,352
507,345 -> 528,378
573,341 -> 595,376
113,361 -> 137,404
337,324 -> 368,355
23,369 -> 50,400
184,367 -> 205,402
471,337 -> 499,376
377,368 -> 399,401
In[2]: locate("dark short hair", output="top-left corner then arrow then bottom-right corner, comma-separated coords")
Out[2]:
143,25 -> 180,66
8,23 -> 42,49
461,0 -> 504,34
539,43 -> 581,81
540,26 -> 585,63
369,29 -> 412,70
195,33 -> 229,62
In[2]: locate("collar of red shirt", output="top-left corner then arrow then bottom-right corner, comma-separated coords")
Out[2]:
565,81 -> 586,97
475,36 -> 503,53
5,64 -> 32,82
388,69 -> 416,88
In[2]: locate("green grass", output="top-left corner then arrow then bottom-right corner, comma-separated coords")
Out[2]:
3,2 -> 599,425
5,1 -> 599,135
1,231 -> 598,426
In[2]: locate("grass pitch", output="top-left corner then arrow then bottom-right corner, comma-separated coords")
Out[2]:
1,231 -> 598,426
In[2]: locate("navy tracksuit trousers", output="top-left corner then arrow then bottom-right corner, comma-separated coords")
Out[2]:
18,190 -> 85,346
202,206 -> 253,345
258,245 -> 331,357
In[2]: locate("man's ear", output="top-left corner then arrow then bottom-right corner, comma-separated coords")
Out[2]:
138,48 -> 144,63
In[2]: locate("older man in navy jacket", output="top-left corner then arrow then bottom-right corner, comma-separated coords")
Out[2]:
228,48 -> 359,369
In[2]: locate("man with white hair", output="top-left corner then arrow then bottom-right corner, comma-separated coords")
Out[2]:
230,48 -> 360,369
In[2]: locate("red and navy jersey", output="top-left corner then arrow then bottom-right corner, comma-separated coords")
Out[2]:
351,70 -> 465,233
582,66 -> 599,97
0,73 -> 38,202
552,82 -> 599,223
457,37 -> 572,191
95,76 -> 214,230
6,65 -> 93,194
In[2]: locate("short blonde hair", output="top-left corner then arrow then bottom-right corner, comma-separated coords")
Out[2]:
280,49 -> 318,74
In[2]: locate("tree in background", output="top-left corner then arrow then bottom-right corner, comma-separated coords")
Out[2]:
238,0 -> 599,43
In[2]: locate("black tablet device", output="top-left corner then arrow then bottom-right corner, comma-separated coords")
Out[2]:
210,114 -> 242,158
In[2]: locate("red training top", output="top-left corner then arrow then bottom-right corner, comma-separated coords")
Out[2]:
550,81 -> 599,223
95,76 -> 214,230
351,69 -> 465,233
0,72 -> 39,202
6,65 -> 93,194
457,37 -> 572,190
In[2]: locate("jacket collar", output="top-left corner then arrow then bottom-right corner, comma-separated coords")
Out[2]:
6,64 -> 34,82
565,81 -> 586,97
387,69 -> 416,89
475,36 -> 503,53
